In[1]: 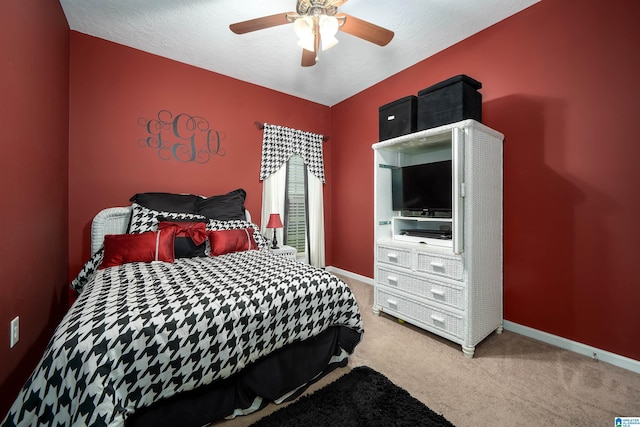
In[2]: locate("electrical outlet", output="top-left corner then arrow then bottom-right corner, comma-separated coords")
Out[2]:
10,316 -> 19,348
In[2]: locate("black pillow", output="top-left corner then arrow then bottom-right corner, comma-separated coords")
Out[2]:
196,188 -> 246,221
173,237 -> 206,258
129,192 -> 200,214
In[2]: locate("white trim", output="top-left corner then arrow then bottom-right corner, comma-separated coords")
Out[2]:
504,321 -> 640,374
154,230 -> 161,262
243,228 -> 253,250
325,266 -> 374,286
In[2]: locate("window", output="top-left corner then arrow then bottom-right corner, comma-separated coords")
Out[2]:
285,155 -> 307,256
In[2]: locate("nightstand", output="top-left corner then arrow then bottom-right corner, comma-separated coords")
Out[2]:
269,245 -> 297,260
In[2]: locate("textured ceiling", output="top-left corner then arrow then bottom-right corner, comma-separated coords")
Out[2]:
60,0 -> 539,106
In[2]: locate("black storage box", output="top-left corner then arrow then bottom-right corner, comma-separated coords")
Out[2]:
379,95 -> 418,141
417,75 -> 482,130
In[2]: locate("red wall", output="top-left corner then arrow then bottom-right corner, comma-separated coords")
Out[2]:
68,33 -> 332,277
330,0 -> 640,360
0,0 -> 69,419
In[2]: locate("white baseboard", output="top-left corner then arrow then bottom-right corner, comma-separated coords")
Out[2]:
504,321 -> 640,374
325,266 -> 374,286
325,267 -> 639,374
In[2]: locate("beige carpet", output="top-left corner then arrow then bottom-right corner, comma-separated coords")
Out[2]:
213,275 -> 640,426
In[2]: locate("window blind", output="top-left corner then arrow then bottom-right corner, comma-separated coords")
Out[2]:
285,155 -> 307,253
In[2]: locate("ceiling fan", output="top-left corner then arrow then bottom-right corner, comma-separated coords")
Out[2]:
229,0 -> 394,67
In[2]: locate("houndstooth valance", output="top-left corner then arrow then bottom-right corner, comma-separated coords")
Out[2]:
260,124 -> 325,183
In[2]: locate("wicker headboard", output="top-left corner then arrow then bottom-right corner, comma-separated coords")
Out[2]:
90,207 -> 253,255
90,207 -> 132,255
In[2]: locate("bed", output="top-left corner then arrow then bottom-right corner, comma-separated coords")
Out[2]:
2,190 -> 363,427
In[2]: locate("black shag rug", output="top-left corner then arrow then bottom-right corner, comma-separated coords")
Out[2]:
250,366 -> 455,427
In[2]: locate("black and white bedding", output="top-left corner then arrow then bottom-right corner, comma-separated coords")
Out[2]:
2,239 -> 363,426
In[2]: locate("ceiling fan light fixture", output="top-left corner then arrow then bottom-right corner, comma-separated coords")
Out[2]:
293,16 -> 315,51
297,38 -> 315,52
293,16 -> 312,38
319,15 -> 339,50
321,34 -> 339,51
319,15 -> 339,37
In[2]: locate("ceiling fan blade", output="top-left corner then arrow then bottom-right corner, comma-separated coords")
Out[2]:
229,12 -> 295,34
301,48 -> 316,67
338,13 -> 394,46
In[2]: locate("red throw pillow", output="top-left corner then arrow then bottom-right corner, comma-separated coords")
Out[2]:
100,229 -> 176,269
209,228 -> 258,256
158,221 -> 207,258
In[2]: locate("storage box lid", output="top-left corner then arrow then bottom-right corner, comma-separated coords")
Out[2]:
418,75 -> 482,95
379,95 -> 417,111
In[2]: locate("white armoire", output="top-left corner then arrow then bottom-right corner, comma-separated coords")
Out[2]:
372,119 -> 504,357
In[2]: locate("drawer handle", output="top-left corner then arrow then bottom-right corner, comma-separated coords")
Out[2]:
431,289 -> 445,297
387,299 -> 398,309
387,276 -> 398,285
430,262 -> 444,269
430,314 -> 445,324
387,253 -> 398,259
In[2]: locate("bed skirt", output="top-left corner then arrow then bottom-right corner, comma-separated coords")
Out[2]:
126,326 -> 361,426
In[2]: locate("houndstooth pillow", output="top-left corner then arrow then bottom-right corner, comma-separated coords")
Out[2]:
129,203 -> 207,234
207,219 -> 269,250
131,203 -> 268,250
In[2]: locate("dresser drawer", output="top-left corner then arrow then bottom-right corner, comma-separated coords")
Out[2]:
377,245 -> 412,269
415,251 -> 463,280
377,266 -> 465,310
377,288 -> 464,339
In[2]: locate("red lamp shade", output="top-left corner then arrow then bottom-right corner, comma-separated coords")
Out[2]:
267,213 -> 283,229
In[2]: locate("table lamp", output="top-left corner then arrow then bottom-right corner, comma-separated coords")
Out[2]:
267,213 -> 284,249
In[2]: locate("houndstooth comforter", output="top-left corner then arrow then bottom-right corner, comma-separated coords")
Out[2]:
2,250 -> 363,427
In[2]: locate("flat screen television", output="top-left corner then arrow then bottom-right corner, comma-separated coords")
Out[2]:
391,160 -> 452,215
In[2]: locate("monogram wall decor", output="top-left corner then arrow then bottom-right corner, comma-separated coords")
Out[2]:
138,110 -> 226,163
